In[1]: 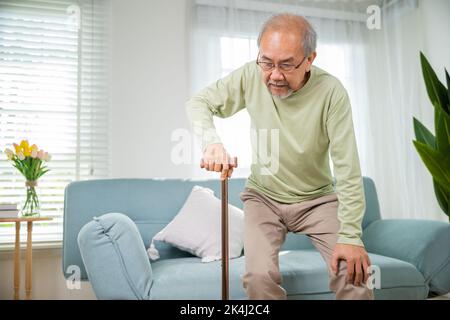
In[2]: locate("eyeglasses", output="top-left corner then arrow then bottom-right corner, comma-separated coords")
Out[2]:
256,54 -> 307,73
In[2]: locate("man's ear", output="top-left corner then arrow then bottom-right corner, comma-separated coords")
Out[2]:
306,51 -> 317,72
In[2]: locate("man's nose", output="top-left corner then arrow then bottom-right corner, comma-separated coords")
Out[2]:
270,68 -> 285,81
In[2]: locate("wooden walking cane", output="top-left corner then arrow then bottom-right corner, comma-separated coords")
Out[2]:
221,177 -> 229,300
221,156 -> 237,300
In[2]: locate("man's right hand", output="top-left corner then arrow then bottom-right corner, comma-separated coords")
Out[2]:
200,143 -> 238,180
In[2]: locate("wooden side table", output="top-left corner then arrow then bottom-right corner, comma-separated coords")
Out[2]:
0,217 -> 52,300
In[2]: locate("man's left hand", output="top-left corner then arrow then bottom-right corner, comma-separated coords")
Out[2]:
331,243 -> 371,287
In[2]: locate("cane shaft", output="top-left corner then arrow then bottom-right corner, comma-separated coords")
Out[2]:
221,178 -> 229,300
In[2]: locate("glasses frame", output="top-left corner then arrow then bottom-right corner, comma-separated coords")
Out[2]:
256,53 -> 307,73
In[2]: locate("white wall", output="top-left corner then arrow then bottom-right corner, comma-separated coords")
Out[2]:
110,0 -> 194,179
419,0 -> 450,82
417,0 -> 450,168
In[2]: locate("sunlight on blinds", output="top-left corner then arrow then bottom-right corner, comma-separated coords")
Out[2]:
0,0 -> 110,243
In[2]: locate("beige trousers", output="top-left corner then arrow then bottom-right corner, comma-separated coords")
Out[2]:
239,187 -> 374,300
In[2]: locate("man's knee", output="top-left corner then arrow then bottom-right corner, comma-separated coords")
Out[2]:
329,261 -> 374,300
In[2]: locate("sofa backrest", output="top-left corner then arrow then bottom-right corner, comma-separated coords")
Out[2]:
63,176 -> 381,279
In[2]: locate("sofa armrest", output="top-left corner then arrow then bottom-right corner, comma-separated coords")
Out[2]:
363,219 -> 450,295
78,212 -> 153,299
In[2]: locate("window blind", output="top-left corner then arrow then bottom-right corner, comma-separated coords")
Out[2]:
0,0 -> 110,243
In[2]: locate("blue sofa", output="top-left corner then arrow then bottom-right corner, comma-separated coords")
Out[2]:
62,177 -> 450,299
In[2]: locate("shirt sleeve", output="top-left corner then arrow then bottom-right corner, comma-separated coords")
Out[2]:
326,83 -> 366,247
185,64 -> 248,152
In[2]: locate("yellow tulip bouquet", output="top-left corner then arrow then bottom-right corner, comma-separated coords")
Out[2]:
4,140 -> 51,217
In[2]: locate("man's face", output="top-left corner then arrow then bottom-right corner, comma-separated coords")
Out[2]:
258,30 -> 315,99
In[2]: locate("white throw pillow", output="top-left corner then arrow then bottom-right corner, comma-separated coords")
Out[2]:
147,185 -> 245,263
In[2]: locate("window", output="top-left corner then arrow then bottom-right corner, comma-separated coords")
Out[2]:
213,36 -> 257,176
219,36 -> 258,78
0,0 -> 110,243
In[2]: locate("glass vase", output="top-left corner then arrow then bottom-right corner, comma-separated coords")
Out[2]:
21,180 -> 40,217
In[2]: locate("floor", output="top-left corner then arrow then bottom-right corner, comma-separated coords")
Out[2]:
428,293 -> 450,300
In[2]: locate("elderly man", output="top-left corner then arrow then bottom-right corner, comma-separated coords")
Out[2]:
186,13 -> 373,300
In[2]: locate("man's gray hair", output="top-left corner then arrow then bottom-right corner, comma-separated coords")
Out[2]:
257,13 -> 317,57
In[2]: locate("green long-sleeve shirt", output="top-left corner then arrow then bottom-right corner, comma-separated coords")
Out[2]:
186,61 -> 366,247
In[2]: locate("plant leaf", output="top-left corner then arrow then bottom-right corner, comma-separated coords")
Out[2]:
30,158 -> 37,180
420,52 -> 449,114
433,179 -> 449,217
413,117 -> 435,148
37,169 -> 49,179
446,68 -> 450,110
413,140 -> 450,192
12,163 -> 25,176
435,108 -> 450,155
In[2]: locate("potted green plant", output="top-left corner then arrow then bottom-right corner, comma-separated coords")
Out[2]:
413,52 -> 449,221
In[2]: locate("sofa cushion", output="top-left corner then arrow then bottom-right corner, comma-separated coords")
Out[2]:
147,185 -> 245,263
148,249 -> 428,300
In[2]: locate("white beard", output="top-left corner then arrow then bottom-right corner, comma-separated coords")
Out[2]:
271,88 -> 294,99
